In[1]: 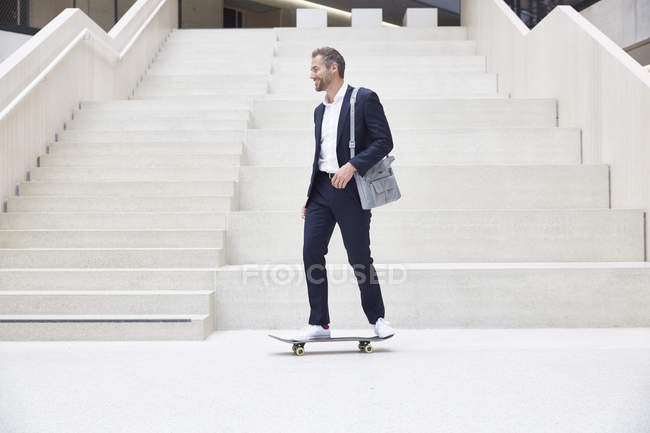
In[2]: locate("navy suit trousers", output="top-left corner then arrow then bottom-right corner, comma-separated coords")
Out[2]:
303,171 -> 386,326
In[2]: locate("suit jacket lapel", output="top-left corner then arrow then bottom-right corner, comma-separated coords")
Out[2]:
336,85 -> 353,157
314,103 -> 325,156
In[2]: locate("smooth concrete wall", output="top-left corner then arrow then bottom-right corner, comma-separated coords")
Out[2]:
182,0 -> 224,28
245,9 -> 281,28
461,0 -> 650,260
581,0 -> 650,49
403,8 -> 438,27
29,0 -> 71,29
581,0 -> 650,65
119,0 -> 139,17
0,0 -> 177,209
0,30 -> 31,63
245,7 -> 295,28
628,40 -> 650,66
296,8 -> 327,28
84,0 -> 118,31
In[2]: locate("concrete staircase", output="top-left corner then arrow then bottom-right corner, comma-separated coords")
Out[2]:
1,26 -> 648,340
226,26 -> 650,330
0,29 -> 277,340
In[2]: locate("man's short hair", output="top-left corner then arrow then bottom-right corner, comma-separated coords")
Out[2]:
312,47 -> 345,78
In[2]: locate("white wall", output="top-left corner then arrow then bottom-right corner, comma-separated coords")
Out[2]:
581,0 -> 650,48
0,30 -> 31,63
581,0 -> 650,65
461,0 -> 650,260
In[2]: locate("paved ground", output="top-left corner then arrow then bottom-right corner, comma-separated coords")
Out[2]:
1,328 -> 649,433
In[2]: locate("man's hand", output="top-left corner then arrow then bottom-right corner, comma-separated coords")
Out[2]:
331,162 -> 357,189
301,200 -> 307,219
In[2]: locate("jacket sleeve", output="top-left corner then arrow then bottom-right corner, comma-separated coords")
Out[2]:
348,91 -> 393,177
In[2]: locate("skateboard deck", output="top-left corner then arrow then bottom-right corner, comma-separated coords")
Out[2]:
269,333 -> 394,356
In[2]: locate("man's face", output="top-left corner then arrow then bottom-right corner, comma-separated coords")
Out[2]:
310,55 -> 335,92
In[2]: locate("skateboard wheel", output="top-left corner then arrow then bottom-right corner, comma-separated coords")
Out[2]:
363,345 -> 373,353
295,347 -> 305,356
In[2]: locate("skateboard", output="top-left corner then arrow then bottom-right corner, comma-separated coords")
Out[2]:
269,333 -> 394,356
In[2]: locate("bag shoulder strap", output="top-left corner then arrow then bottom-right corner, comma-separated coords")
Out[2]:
349,87 -> 359,158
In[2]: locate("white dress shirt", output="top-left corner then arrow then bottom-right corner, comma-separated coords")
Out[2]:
318,82 -> 349,173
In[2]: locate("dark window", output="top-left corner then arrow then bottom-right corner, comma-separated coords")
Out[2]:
0,0 -> 18,26
0,0 -> 38,34
503,0 -> 604,28
223,7 -> 242,28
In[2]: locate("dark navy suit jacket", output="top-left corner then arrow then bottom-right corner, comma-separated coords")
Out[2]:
307,85 -> 394,199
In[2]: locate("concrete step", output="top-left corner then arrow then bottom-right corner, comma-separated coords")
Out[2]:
268,72 -> 497,97
226,209 -> 644,264
135,76 -> 269,94
161,38 -> 275,48
243,128 -> 581,165
129,94 -> 258,104
68,118 -> 248,131
58,129 -> 244,144
38,154 -> 241,168
6,196 -> 235,212
133,85 -> 268,98
0,269 -> 216,290
272,71 -> 492,85
0,212 -> 227,230
251,98 -> 557,129
49,142 -> 243,155
212,262 -> 650,328
156,45 -> 274,57
0,248 -> 225,268
274,27 -> 469,41
79,98 -> 252,111
260,94 -> 507,105
143,74 -> 269,88
167,28 -> 276,41
275,40 -> 477,57
148,62 -> 273,75
271,56 -> 487,74
165,30 -> 276,41
30,166 -> 239,181
149,55 -> 484,75
151,55 -> 481,74
0,230 -> 225,248
0,314 -> 211,340
74,107 -> 250,120
18,181 -> 236,196
0,290 -> 213,315
156,48 -> 274,62
238,165 -> 609,210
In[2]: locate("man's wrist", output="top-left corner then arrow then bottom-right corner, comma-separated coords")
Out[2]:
347,162 -> 357,172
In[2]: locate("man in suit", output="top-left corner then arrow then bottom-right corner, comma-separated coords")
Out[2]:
294,47 -> 395,340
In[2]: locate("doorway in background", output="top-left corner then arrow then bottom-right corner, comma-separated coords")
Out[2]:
224,7 -> 243,28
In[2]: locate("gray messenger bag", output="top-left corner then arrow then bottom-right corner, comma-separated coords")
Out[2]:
349,87 -> 401,210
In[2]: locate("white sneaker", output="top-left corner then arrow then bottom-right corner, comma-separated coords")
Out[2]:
294,324 -> 330,341
374,317 -> 395,338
